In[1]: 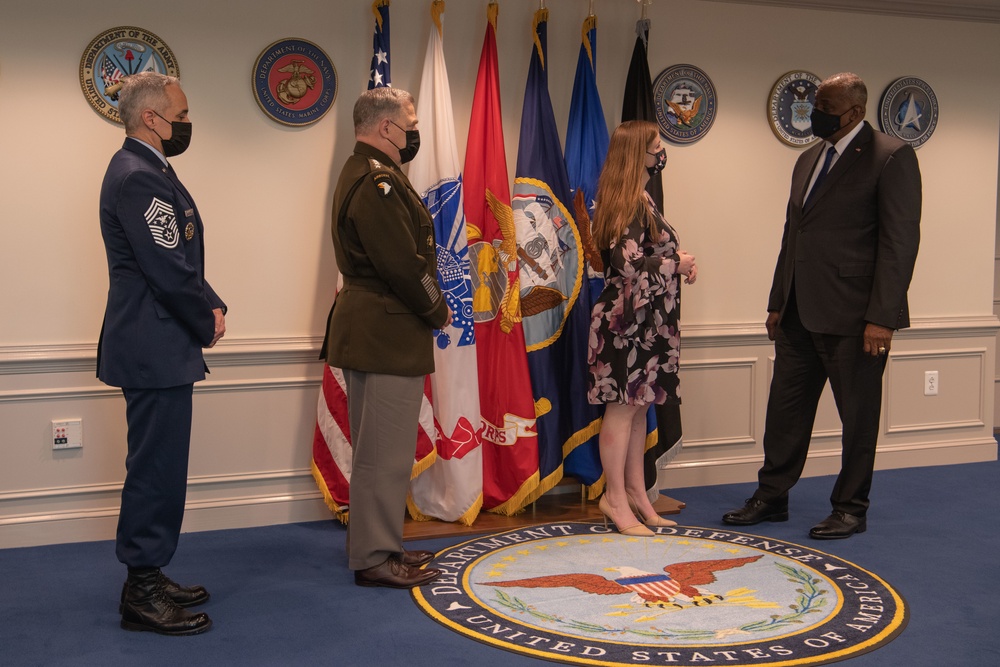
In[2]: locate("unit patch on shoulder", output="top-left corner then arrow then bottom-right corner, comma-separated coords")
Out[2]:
144,197 -> 180,249
373,173 -> 393,198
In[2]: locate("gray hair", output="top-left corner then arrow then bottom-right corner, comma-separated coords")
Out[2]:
353,87 -> 414,135
118,72 -> 180,133
822,72 -> 868,109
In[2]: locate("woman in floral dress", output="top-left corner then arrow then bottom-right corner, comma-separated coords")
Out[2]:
588,120 -> 698,535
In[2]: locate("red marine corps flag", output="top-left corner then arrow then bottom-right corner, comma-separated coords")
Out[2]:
311,0 -> 437,522
464,2 -> 540,514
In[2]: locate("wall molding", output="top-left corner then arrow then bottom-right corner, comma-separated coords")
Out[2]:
4,316 -> 994,376
0,377 -> 321,404
700,0 -> 1000,23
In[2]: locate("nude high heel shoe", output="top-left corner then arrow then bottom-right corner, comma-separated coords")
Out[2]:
598,495 -> 654,536
627,493 -> 678,528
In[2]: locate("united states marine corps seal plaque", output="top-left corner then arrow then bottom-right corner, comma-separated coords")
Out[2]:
79,26 -> 179,124
767,71 -> 822,147
652,64 -> 717,145
878,76 -> 939,149
252,38 -> 337,127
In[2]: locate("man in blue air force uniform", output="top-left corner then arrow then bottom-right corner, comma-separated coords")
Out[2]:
98,72 -> 226,635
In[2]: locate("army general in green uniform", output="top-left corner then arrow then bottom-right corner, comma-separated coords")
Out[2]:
321,87 -> 451,589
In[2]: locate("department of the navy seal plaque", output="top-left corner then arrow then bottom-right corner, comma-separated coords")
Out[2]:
252,38 -> 337,127
652,64 -> 717,145
878,76 -> 939,149
79,26 -> 180,124
767,71 -> 822,147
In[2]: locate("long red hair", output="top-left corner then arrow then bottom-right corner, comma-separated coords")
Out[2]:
592,120 -> 659,250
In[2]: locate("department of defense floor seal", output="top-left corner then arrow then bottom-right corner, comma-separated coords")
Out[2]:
252,38 -> 337,127
878,76 -> 939,149
652,65 -> 717,145
79,26 -> 179,124
412,522 -> 907,666
767,71 -> 822,147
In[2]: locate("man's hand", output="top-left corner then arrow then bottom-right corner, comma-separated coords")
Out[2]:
765,311 -> 780,341
863,323 -> 893,357
208,308 -> 226,348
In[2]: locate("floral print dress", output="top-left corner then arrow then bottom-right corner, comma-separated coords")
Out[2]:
587,193 -> 681,406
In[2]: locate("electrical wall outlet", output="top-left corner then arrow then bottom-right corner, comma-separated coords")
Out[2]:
924,371 -> 939,396
52,419 -> 83,450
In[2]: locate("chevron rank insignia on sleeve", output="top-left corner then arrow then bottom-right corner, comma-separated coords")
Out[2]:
144,197 -> 180,249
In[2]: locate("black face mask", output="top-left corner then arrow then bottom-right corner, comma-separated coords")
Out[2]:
389,120 -> 420,164
153,111 -> 192,157
646,148 -> 667,176
810,107 -> 852,140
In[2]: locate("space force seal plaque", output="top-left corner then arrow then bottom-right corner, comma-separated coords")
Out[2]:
80,26 -> 180,124
767,71 -> 822,147
253,38 -> 337,127
878,76 -> 939,149
652,64 -> 718,145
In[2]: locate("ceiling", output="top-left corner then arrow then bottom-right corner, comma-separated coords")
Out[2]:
700,0 -> 1000,22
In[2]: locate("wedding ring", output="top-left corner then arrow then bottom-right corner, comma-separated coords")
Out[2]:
878,347 -> 886,354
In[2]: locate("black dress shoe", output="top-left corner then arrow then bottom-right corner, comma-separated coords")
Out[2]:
355,555 -> 442,589
120,569 -> 212,636
120,572 -> 209,612
401,549 -> 434,567
809,511 -> 867,540
722,497 -> 789,525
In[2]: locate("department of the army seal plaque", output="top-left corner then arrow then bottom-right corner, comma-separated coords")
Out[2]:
252,38 -> 338,127
652,64 -> 718,145
767,71 -> 822,147
878,76 -> 939,149
79,26 -> 180,124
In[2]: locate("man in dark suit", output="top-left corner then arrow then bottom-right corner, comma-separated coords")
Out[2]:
322,87 -> 451,588
98,72 -> 226,634
723,72 -> 921,539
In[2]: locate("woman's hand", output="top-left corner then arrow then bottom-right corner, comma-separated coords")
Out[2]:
676,251 -> 697,284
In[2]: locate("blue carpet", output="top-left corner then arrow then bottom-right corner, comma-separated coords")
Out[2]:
1,460 -> 998,666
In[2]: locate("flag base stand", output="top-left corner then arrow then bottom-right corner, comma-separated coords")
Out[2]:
403,482 -> 685,541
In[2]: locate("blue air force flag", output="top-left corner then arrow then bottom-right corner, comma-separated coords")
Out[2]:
562,13 -> 610,494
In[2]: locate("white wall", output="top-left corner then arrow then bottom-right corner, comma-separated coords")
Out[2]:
1,0 -> 997,547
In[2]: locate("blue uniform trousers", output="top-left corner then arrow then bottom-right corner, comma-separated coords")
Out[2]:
115,384 -> 194,568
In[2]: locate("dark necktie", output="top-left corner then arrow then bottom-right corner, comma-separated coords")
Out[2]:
804,145 -> 837,209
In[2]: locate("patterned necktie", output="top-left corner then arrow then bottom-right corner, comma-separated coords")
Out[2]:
804,145 -> 837,209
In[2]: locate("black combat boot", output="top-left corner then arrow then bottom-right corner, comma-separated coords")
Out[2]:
120,571 -> 210,611
120,568 -> 212,636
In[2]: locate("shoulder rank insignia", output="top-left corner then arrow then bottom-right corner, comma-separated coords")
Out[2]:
373,173 -> 393,198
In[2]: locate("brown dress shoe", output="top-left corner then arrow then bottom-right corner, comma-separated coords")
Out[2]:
401,549 -> 434,567
354,555 -> 441,589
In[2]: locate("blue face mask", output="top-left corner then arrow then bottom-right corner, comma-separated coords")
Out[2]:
646,148 -> 667,176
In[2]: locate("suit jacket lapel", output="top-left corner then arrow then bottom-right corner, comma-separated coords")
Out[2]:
804,122 -> 874,211
795,143 -> 826,208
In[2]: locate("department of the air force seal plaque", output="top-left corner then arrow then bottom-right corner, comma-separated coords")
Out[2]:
252,38 -> 338,127
878,76 -> 939,149
767,71 -> 822,147
652,64 -> 718,145
80,26 -> 180,124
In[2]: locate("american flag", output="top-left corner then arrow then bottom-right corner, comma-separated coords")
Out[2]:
100,55 -> 123,87
368,0 -> 391,89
